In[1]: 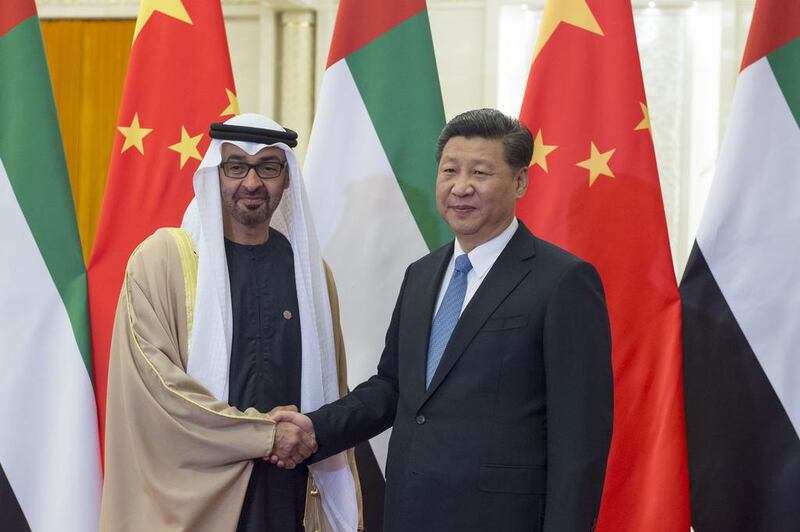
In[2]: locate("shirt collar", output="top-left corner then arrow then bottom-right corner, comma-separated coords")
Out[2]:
454,217 -> 519,280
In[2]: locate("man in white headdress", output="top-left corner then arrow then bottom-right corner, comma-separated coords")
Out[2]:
99,114 -> 361,532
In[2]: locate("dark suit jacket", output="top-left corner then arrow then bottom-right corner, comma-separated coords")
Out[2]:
309,223 -> 613,532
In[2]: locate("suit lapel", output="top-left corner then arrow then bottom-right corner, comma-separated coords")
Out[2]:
422,225 -> 537,404
405,243 -> 453,407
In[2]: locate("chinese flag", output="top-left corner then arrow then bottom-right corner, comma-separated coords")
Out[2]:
518,1 -> 690,530
87,0 -> 238,444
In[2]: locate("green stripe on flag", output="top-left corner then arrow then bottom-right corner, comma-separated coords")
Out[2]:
0,17 -> 93,378
768,36 -> 800,128
346,10 -> 451,251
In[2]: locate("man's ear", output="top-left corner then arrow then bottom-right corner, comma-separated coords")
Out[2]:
515,167 -> 529,198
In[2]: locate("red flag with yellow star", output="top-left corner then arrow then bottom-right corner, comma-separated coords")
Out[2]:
518,1 -> 690,530
87,0 -> 239,442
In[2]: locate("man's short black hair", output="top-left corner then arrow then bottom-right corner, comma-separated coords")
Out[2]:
436,108 -> 533,170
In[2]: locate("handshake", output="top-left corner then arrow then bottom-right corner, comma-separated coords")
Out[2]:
266,405 -> 317,469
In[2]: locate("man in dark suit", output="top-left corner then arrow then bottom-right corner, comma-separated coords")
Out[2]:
273,108 -> 613,532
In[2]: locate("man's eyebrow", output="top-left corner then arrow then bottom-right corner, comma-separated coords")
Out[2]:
256,154 -> 285,162
440,155 -> 494,166
223,154 -> 285,162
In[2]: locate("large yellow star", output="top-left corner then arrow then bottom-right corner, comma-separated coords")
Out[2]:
533,0 -> 604,61
531,130 -> 558,172
221,89 -> 240,117
118,113 -> 153,155
168,126 -> 203,169
576,142 -> 615,186
634,102 -> 651,131
133,0 -> 193,43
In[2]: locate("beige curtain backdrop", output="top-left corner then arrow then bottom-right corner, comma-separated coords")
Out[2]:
41,19 -> 134,264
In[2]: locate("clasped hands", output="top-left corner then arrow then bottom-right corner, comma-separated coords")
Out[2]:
266,405 -> 316,469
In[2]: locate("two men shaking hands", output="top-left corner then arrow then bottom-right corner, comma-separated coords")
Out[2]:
101,109 -> 613,532
269,406 -> 316,469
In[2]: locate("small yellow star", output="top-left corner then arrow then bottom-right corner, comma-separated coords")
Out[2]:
133,0 -> 193,43
534,0 -> 604,61
118,113 -> 153,155
634,102 -> 651,131
531,130 -> 558,172
576,142 -> 615,186
221,89 -> 240,117
168,126 -> 203,169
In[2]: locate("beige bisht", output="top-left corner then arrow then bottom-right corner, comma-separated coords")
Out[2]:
100,228 -> 362,531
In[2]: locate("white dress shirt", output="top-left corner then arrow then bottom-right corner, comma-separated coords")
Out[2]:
433,217 -> 519,317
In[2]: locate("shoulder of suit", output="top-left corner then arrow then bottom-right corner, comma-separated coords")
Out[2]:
530,234 -> 593,270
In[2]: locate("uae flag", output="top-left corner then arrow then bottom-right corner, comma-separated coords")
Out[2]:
304,1 -> 447,529
87,0 -> 239,441
517,1 -> 690,530
680,1 -> 800,530
0,1 -> 101,530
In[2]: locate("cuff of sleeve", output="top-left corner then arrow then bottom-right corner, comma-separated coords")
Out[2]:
306,409 -> 333,463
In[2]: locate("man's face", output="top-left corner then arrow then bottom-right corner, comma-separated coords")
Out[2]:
219,143 -> 289,228
435,136 -> 527,251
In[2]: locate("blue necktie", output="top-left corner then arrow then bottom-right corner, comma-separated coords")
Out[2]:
426,254 -> 473,388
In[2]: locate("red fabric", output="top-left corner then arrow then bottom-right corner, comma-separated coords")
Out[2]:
517,1 -> 690,530
0,0 -> 36,37
326,0 -> 425,67
87,0 -> 236,453
741,0 -> 800,71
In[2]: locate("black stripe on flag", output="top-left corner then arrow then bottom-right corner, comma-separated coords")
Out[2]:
0,461 -> 30,532
681,243 -> 800,531
355,440 -> 385,532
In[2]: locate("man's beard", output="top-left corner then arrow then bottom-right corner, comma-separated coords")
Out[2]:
225,187 -> 276,226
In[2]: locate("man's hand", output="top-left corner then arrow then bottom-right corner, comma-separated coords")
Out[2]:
267,404 -> 299,418
269,410 -> 316,469
270,418 -> 317,469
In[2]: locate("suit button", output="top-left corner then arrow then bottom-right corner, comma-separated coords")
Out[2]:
415,415 -> 426,425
